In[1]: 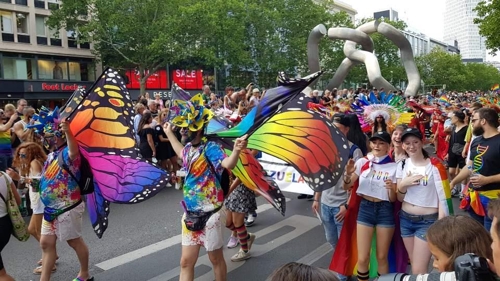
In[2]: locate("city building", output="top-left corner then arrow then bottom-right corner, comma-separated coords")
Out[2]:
444,0 -> 486,62
374,9 -> 461,57
0,0 -> 99,108
314,0 -> 357,23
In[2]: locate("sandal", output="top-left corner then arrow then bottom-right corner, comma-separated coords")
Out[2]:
33,265 -> 57,275
37,256 -> 59,266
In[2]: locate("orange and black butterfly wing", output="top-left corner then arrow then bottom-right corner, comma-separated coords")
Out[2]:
63,68 -> 169,238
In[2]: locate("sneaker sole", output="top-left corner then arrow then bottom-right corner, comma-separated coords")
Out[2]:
227,242 -> 240,249
231,253 -> 251,262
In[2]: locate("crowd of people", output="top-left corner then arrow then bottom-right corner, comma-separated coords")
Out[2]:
2,83 -> 500,281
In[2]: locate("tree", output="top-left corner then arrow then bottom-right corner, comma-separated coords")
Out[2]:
464,63 -> 500,91
416,48 -> 470,91
48,0 -> 191,94
474,0 -> 500,55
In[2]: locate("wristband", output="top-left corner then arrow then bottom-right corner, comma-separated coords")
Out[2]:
397,188 -> 407,195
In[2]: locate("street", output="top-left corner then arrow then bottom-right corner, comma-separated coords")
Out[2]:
5,185 -> 464,281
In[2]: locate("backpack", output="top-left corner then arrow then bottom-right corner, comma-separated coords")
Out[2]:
0,172 -> 30,242
203,145 -> 230,197
349,144 -> 359,159
57,150 -> 95,195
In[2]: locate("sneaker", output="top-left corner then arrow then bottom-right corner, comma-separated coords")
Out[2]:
227,235 -> 239,249
451,188 -> 459,197
73,277 -> 94,281
247,233 -> 256,251
231,249 -> 251,262
245,215 -> 255,226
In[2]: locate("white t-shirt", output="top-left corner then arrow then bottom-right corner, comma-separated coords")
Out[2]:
0,172 -> 13,218
355,157 -> 397,201
396,158 -> 439,208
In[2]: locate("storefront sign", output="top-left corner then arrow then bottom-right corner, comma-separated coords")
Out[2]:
125,69 -> 169,90
172,69 -> 204,90
41,83 -> 86,91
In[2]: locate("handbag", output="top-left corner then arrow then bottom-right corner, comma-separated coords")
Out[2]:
183,207 -> 221,232
0,172 -> 29,242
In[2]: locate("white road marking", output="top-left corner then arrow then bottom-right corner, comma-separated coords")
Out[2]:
296,242 -> 332,265
95,198 -> 291,271
147,214 -> 318,281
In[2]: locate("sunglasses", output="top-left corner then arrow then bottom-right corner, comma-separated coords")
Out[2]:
19,153 -> 26,158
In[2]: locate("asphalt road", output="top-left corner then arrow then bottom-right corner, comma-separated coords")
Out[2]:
5,185 -> 465,281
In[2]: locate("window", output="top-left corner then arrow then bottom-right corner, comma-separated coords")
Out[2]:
3,58 -> 37,80
0,10 -> 13,33
36,16 -> 46,36
16,13 -> 28,34
38,60 -> 68,80
68,62 -> 81,81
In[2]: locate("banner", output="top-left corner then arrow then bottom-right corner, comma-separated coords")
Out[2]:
259,153 -> 313,195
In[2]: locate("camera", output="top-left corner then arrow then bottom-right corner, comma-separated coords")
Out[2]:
376,253 -> 496,281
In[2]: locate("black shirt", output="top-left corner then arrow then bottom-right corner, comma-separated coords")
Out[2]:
469,134 -> 500,191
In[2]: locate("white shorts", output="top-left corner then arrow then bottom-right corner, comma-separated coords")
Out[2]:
29,190 -> 45,215
41,202 -> 85,241
181,212 -> 223,252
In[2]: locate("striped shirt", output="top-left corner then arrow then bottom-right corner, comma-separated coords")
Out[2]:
0,130 -> 12,156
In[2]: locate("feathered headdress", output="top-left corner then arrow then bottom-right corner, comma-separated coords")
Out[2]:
171,93 -> 214,131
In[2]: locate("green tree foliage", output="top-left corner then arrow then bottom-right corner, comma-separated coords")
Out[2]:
416,48 -> 500,91
47,0 -> 187,94
474,0 -> 500,54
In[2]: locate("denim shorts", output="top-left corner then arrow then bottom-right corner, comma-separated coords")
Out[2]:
357,198 -> 395,228
399,210 -> 437,241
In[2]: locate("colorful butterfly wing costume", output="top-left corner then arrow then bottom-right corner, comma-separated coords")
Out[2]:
203,72 -> 350,214
59,68 -> 170,238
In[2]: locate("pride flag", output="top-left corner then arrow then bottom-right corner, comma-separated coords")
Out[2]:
491,84 -> 499,91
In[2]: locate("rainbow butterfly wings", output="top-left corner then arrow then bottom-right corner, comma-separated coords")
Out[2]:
64,68 -> 170,238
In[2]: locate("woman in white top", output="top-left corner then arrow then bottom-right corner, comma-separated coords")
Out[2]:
396,128 -> 450,274
343,131 -> 397,280
7,142 -> 55,274
0,172 -> 20,281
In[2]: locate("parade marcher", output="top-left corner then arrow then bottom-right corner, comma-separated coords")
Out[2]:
396,128 -> 453,274
312,113 -> 363,281
0,171 -> 20,281
38,116 -> 92,281
164,94 -> 248,281
452,108 -> 500,231
343,131 -> 397,280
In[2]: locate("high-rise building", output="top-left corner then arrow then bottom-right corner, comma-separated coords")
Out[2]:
0,0 -> 99,108
444,0 -> 486,62
373,10 -> 460,57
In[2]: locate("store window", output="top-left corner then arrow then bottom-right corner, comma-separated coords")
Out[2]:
35,15 -> 46,36
3,58 -> 37,80
68,61 -> 95,81
0,10 -> 13,33
38,60 -> 68,80
16,13 -> 28,34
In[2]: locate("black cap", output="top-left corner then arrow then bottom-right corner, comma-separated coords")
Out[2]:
401,128 -> 423,142
369,131 -> 391,144
332,113 -> 350,127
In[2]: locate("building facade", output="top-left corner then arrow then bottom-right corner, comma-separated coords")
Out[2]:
373,9 -> 461,57
314,0 -> 357,23
0,0 -> 99,108
444,0 -> 486,62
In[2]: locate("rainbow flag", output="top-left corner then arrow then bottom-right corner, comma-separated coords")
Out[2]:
330,158 -> 453,277
491,84 -> 499,91
438,94 -> 449,105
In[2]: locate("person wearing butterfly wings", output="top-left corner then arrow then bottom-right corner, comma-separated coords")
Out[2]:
163,93 -> 248,281
38,117 -> 93,281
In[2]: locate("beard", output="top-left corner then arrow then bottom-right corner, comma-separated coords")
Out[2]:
472,126 -> 484,137
181,131 -> 198,145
